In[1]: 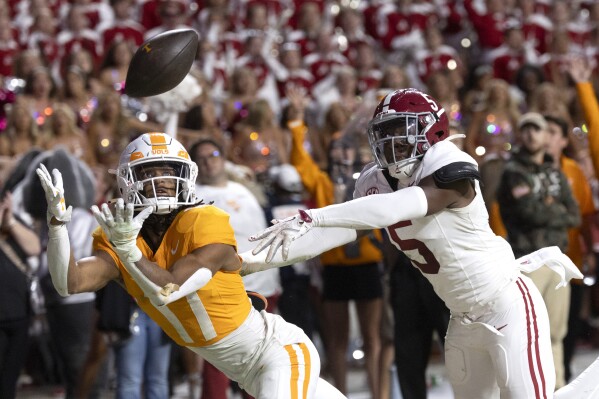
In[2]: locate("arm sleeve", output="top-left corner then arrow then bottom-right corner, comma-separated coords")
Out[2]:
308,186 -> 428,229
47,224 -> 71,297
240,226 -> 358,273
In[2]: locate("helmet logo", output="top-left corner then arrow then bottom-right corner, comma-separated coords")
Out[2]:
420,92 -> 439,111
178,150 -> 189,159
148,133 -> 169,154
130,151 -> 144,161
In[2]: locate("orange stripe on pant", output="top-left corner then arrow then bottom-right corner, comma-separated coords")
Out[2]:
284,343 -> 312,399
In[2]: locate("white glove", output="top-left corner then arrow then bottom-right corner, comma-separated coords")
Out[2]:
91,199 -> 153,264
36,164 -> 73,225
249,210 -> 314,262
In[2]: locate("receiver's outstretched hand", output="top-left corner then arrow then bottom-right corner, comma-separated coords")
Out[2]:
36,164 -> 72,224
91,198 -> 153,263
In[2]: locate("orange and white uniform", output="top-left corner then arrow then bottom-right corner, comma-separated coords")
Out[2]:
93,204 -> 330,399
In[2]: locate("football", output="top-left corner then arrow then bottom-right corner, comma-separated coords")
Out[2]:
124,29 -> 199,98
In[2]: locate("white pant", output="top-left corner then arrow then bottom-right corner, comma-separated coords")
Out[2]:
191,308 -> 346,399
445,275 -> 555,399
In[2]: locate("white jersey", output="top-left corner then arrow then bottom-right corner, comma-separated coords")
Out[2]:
354,141 -> 519,314
196,181 -> 281,297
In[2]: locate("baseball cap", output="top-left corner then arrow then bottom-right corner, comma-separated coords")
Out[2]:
518,112 -> 547,130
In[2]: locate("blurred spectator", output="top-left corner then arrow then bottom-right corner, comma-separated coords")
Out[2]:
518,0 -> 552,55
0,101 -> 42,157
98,39 -> 133,92
87,90 -> 134,167
19,148 -> 98,399
464,78 -> 520,162
40,102 -> 96,165
234,31 -> 286,115
285,2 -> 323,56
543,114 -> 596,383
426,70 -> 463,133
513,63 -> 546,113
12,50 -> 44,81
352,41 -> 382,98
490,21 -> 541,84
529,81 -> 574,127
98,0 -> 145,53
379,64 -> 411,91
415,25 -> 464,90
58,0 -> 114,32
60,66 -> 97,130
56,4 -> 101,66
230,98 -> 289,175
26,8 -> 60,72
497,112 -> 581,388
0,162 -> 42,399
144,0 -> 192,40
464,0 -> 509,63
0,17 -> 20,78
19,66 -> 59,128
62,48 -> 100,92
275,42 -> 314,100
222,66 -> 259,131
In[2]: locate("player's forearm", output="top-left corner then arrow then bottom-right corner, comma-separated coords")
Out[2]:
241,226 -> 357,273
118,254 -> 213,306
47,223 -> 75,296
307,186 -> 428,229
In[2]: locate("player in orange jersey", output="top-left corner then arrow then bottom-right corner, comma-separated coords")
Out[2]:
36,132 -> 345,399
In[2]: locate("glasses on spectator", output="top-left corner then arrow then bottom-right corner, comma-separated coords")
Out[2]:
195,150 -> 221,163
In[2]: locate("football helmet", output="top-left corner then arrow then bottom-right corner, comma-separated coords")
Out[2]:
367,88 -> 449,185
116,133 -> 198,214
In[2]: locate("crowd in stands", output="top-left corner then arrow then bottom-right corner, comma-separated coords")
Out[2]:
2,0 -> 599,397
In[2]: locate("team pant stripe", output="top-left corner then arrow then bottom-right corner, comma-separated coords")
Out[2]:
299,343 -> 311,398
516,277 -> 547,399
284,345 -> 300,399
520,277 -> 547,398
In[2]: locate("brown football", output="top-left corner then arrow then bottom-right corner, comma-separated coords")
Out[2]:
124,29 -> 199,98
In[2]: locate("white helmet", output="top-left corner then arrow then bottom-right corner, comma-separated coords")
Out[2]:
116,132 -> 198,214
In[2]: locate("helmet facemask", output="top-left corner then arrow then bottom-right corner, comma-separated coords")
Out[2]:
117,159 -> 198,215
368,111 -> 438,186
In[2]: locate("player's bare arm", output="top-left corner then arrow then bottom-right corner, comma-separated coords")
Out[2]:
419,174 -> 476,215
64,250 -> 121,294
133,243 -> 241,287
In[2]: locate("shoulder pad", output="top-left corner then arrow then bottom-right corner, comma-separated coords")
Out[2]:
433,162 -> 481,188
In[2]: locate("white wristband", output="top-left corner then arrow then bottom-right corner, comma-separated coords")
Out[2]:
309,186 -> 428,229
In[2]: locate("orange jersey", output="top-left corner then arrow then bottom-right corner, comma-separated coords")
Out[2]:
92,205 -> 252,347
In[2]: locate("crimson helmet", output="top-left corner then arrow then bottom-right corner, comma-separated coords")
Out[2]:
367,88 -> 449,181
